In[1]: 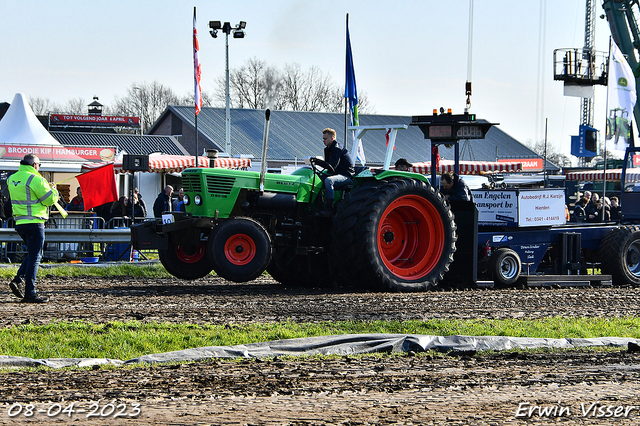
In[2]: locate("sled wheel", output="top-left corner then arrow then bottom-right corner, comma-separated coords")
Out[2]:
159,242 -> 212,280
490,248 -> 521,287
599,225 -> 640,286
334,178 -> 456,291
209,217 -> 272,283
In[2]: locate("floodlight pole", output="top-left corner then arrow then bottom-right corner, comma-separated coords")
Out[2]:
210,20 -> 245,157
225,30 -> 231,156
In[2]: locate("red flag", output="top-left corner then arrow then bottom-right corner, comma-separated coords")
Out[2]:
432,145 -> 440,170
193,7 -> 202,115
77,163 -> 118,211
385,128 -> 394,150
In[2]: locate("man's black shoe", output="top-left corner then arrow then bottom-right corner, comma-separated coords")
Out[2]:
8,277 -> 24,299
20,294 -> 49,304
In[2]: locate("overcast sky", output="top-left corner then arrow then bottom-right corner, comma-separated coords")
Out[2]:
0,0 -> 615,159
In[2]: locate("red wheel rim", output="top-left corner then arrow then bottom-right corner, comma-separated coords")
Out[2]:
224,233 -> 257,265
175,243 -> 206,263
376,194 -> 445,280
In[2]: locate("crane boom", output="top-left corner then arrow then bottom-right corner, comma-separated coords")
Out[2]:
583,0 -> 597,126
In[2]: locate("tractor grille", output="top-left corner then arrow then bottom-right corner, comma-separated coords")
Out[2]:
206,175 -> 236,195
181,174 -> 203,192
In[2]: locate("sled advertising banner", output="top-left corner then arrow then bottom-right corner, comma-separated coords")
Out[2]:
517,189 -> 566,227
472,190 -> 518,226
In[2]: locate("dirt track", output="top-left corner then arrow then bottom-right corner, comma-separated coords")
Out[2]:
1,273 -> 640,425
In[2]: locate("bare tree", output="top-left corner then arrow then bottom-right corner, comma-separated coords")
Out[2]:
527,140 -> 571,167
63,97 -> 88,114
280,64 -> 336,111
28,96 -> 96,115
112,81 -> 180,133
213,58 -> 371,113
178,90 -> 215,108
214,57 -> 283,109
326,87 -> 372,114
28,97 -> 61,115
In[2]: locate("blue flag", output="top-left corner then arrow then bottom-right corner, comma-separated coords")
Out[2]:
345,20 -> 358,121
345,15 -> 365,164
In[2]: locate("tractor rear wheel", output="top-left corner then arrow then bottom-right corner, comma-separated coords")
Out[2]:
333,178 -> 456,291
267,248 -> 335,288
208,217 -> 272,283
159,241 -> 212,280
599,225 -> 640,286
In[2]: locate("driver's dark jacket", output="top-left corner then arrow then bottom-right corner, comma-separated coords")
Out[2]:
324,140 -> 355,178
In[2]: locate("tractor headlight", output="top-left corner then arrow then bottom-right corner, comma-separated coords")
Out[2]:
183,194 -> 190,205
194,194 -> 203,206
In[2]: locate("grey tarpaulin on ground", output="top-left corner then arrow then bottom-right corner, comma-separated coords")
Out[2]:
0,334 -> 637,369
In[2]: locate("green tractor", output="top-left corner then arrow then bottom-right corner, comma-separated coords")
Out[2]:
132,122 -> 457,291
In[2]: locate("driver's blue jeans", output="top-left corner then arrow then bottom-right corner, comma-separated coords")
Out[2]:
15,223 -> 45,298
324,175 -> 353,203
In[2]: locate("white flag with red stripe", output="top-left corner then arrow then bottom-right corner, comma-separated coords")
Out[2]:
193,7 -> 202,115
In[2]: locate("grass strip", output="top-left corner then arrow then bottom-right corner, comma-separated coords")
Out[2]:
0,317 -> 639,361
0,263 -> 172,279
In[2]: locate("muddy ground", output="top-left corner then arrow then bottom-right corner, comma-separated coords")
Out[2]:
1,273 -> 640,425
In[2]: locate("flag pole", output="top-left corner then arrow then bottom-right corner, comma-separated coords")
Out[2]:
344,13 -> 349,151
194,6 -> 199,167
195,110 -> 199,167
602,37 -> 612,221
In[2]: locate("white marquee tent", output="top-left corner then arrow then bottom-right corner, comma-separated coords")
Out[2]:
0,93 -> 83,172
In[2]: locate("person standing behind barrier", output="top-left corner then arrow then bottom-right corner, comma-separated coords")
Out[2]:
66,186 -> 84,211
132,193 -> 147,218
172,188 -> 184,211
585,193 -> 600,220
7,154 -> 59,303
134,188 -> 146,215
572,197 -> 588,222
153,185 -> 173,218
110,196 -> 129,219
610,196 -> 622,220
0,190 -> 11,226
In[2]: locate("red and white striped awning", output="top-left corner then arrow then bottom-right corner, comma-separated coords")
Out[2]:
409,160 -> 523,175
565,168 -> 640,182
81,155 -> 251,174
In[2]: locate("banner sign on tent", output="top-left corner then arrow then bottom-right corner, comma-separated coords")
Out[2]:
49,114 -> 140,128
0,144 -> 115,161
498,158 -> 543,171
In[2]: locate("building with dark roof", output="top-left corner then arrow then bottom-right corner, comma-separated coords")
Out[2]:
149,106 -> 559,172
50,132 -> 186,156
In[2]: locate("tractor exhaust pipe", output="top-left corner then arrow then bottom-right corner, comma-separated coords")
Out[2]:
259,109 -> 271,194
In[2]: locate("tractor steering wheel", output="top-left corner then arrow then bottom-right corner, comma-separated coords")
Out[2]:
309,157 -> 335,175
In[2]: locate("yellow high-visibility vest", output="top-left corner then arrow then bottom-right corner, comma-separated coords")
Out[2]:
7,164 -> 59,225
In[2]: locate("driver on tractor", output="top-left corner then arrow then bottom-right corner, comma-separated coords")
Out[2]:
319,128 -> 355,216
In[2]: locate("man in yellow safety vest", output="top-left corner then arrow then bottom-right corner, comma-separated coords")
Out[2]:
7,154 -> 59,303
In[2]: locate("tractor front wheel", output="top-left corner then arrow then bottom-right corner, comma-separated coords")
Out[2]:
159,241 -> 212,280
208,217 -> 272,282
